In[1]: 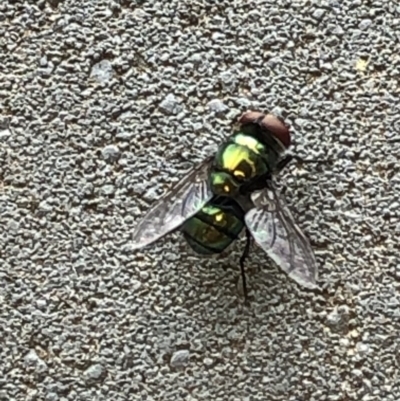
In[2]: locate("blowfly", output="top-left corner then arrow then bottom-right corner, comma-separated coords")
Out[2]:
130,111 -> 318,299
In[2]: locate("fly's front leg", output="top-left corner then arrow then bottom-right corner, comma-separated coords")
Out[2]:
275,155 -> 293,174
276,154 -> 332,174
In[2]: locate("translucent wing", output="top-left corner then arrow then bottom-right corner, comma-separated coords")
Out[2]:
244,180 -> 318,289
131,158 -> 214,250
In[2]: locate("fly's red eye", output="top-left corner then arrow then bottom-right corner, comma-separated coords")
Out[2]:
262,114 -> 291,149
239,111 -> 291,149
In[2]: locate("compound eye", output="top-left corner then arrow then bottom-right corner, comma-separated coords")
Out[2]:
239,111 -> 291,149
262,114 -> 291,149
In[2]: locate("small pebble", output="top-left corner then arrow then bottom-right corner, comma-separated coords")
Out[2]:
170,350 -> 190,368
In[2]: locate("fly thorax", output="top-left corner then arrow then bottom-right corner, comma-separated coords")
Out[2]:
209,171 -> 240,196
236,125 -> 285,172
212,134 -> 270,194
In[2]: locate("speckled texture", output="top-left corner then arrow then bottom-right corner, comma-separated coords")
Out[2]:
1,1 -> 399,400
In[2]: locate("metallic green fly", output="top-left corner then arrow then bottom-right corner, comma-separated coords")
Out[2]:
131,111 -> 318,300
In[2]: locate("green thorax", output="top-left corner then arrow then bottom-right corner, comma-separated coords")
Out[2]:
181,197 -> 245,255
209,124 -> 283,196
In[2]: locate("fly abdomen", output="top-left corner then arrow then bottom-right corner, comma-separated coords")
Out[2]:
181,198 -> 245,255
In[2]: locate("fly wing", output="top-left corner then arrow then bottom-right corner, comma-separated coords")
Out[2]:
244,181 -> 318,289
131,158 -> 214,250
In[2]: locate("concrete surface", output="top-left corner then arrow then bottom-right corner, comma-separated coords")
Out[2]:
1,1 -> 399,400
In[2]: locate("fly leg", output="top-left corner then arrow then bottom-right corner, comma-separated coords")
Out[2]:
275,154 -> 293,173
241,154 -> 313,194
275,154 -> 333,176
239,228 -> 252,303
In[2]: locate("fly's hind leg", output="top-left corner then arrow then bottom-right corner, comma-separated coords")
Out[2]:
239,228 -> 252,303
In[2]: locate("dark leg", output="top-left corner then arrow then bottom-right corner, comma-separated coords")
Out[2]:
275,154 -> 293,173
276,154 -> 332,175
242,153 -> 327,195
239,228 -> 252,303
290,154 -> 332,165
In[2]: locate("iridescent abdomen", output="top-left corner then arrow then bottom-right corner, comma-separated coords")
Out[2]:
181,198 -> 245,255
209,125 -> 282,196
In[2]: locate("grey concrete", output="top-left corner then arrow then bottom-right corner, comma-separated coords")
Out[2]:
1,1 -> 399,400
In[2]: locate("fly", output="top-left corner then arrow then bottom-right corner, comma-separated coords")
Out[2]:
130,111 -> 319,300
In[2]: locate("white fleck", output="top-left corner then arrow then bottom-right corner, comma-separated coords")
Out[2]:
84,364 -> 104,380
203,357 -> 213,366
359,19 -> 372,30
131,279 -> 142,291
192,122 -> 203,132
45,392 -> 59,401
212,32 -> 225,41
90,60 -> 114,83
159,94 -> 183,115
170,350 -> 190,368
40,56 -> 48,66
38,201 -> 53,212
356,342 -> 370,355
207,99 -> 228,113
312,9 -> 325,20
101,184 -> 115,195
219,71 -> 235,84
36,299 -> 47,309
0,129 -> 11,140
24,350 -> 48,373
101,145 -> 120,162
